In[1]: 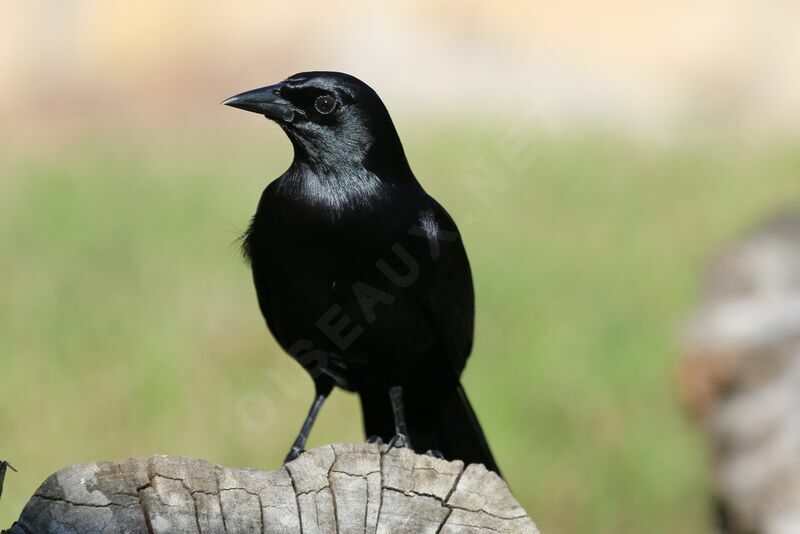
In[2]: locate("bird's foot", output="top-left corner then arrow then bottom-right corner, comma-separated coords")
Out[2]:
0,461 -> 16,472
387,433 -> 413,451
425,449 -> 445,460
283,446 -> 305,464
367,435 -> 383,445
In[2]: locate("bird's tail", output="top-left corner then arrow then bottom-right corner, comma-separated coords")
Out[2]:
431,383 -> 501,476
360,383 -> 501,476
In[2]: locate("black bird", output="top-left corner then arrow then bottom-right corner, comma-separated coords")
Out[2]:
223,71 -> 500,474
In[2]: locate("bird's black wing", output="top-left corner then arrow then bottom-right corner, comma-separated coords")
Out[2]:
374,195 -> 500,473
408,198 -> 474,378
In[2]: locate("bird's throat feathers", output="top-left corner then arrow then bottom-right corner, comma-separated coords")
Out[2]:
276,127 -> 416,219
277,162 -> 393,217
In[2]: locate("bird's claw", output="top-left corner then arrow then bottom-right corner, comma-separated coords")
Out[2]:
425,449 -> 445,460
0,461 -> 16,472
367,435 -> 383,445
283,446 -> 305,464
387,433 -> 413,451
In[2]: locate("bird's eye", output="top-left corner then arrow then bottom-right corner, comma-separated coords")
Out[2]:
314,95 -> 336,115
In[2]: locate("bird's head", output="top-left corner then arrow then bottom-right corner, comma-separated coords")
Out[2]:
223,71 -> 410,177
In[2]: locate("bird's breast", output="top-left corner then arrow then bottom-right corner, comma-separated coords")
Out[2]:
246,191 -> 435,383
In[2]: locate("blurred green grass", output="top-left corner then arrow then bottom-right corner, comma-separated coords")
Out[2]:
1,124 -> 799,532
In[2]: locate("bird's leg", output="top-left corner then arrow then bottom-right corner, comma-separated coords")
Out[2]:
284,382 -> 332,464
387,385 -> 413,450
0,460 -> 16,500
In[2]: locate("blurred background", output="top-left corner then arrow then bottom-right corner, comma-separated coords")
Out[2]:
2,1 -> 800,532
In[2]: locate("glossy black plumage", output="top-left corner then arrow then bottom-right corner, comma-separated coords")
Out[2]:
224,71 -> 499,474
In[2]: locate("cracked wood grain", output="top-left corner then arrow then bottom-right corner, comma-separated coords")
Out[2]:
4,444 -> 538,534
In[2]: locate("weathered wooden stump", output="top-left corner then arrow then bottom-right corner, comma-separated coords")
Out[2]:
679,208 -> 800,533
4,443 -> 538,533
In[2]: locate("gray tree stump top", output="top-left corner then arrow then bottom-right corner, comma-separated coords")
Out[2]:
4,443 -> 538,534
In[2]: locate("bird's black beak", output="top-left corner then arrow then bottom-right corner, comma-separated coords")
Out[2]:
222,83 -> 295,123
